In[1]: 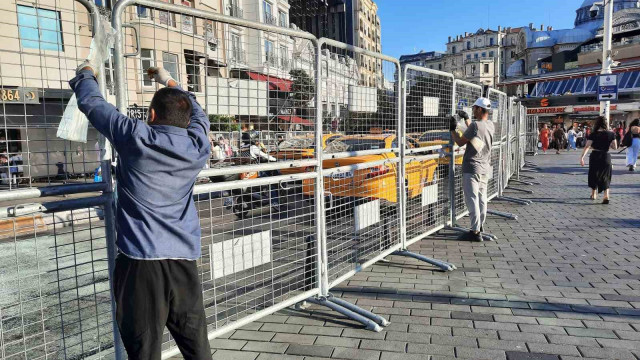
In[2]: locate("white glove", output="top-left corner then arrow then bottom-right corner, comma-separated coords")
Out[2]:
147,67 -> 174,87
76,60 -> 99,76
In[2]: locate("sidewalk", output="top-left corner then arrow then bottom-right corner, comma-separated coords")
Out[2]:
202,151 -> 640,360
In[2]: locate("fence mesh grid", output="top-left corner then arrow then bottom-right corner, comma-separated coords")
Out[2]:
319,43 -> 401,285
0,1 -> 534,358
452,80 -> 481,219
404,67 -> 452,242
0,0 -> 104,190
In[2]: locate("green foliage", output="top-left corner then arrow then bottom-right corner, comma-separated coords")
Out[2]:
209,114 -> 240,132
289,69 -> 315,107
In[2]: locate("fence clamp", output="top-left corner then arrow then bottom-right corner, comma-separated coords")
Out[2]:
1,203 -> 45,219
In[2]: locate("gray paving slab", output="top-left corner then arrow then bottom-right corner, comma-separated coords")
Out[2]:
205,154 -> 640,359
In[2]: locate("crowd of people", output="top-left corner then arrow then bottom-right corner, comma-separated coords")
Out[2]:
538,117 -> 640,205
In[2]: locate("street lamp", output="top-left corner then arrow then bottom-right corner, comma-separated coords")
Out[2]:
590,0 -> 616,127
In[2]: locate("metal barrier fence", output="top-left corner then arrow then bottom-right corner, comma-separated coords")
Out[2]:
0,0 -> 531,358
526,115 -> 539,155
0,0 -> 121,359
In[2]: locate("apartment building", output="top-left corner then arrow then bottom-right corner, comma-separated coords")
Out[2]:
350,0 -> 381,88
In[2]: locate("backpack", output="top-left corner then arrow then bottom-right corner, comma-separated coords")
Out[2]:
621,131 -> 633,148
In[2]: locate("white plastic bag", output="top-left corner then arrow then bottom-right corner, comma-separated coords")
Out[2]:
57,17 -> 115,143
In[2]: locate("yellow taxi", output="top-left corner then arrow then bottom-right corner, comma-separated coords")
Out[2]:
273,134 -> 340,161
411,130 -> 464,166
301,134 -> 438,204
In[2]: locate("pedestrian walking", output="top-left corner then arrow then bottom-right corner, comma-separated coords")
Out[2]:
553,125 -> 565,154
540,124 -> 550,154
567,126 -> 577,151
450,97 -> 494,242
576,127 -> 584,148
70,63 -> 212,359
625,119 -> 640,171
580,116 -> 617,204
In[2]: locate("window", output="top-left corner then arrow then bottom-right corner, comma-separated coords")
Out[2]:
280,45 -> 288,68
438,64 -> 442,70
484,64 -> 490,73
467,54 -> 471,60
489,37 -> 494,46
511,51 -> 515,58
489,51 -> 494,57
137,6 -> 151,18
141,49 -> 155,86
264,40 -> 275,65
185,52 -> 201,93
467,41 -> 471,50
231,33 -> 242,62
452,46 -> 457,54
17,5 -> 63,51
471,65 -> 476,74
162,52 -> 179,82
279,10 -> 287,27
474,53 -> 478,59
482,52 -> 486,57
158,0 -> 176,27
180,0 -> 194,33
263,1 -> 274,25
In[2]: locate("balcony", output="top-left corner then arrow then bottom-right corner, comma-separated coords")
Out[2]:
229,4 -> 243,18
264,12 -> 277,25
465,57 -> 495,64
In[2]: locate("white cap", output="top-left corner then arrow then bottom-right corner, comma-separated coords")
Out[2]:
473,97 -> 492,110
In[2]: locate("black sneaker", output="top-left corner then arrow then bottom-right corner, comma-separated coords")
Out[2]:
630,166 -> 635,172
457,231 -> 483,242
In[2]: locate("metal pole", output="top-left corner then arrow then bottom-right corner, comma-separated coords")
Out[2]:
398,65 -> 407,250
600,0 -> 614,127
449,81 -> 457,226
315,39 -> 329,297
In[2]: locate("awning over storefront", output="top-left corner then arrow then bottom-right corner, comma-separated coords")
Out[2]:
247,72 -> 293,92
277,115 -> 313,126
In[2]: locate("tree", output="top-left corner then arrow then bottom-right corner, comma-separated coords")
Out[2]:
209,114 -> 240,132
289,69 -> 315,118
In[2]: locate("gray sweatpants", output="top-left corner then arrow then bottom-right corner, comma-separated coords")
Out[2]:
463,173 -> 489,233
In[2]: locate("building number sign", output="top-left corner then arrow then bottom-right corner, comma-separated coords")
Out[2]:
0,88 -> 39,104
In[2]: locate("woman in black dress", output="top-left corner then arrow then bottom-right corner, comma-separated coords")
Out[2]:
580,116 -> 617,204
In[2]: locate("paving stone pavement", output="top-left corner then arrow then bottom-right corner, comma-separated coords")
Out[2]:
189,152 -> 640,359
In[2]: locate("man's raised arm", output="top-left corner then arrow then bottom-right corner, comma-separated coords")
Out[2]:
69,64 -> 138,148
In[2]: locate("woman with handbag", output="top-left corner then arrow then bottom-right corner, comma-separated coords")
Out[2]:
580,116 -> 617,204
624,119 -> 640,171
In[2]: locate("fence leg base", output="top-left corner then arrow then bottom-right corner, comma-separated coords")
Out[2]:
392,249 -> 456,271
327,296 -> 390,327
487,209 -> 518,220
506,186 -> 534,194
304,297 -> 385,332
446,225 -> 497,242
497,196 -> 532,205
509,179 -> 534,186
519,174 -> 535,180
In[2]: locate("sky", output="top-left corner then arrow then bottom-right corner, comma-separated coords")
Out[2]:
376,0 -> 583,59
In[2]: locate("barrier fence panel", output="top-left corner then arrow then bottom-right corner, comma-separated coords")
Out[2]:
0,1 -> 122,359
526,115 -> 539,155
109,0 -> 324,356
317,38 -> 404,288
519,104 -> 527,169
402,65 -> 453,247
0,0 -> 108,191
452,79 -> 482,221
486,88 -> 507,200
509,98 -> 518,180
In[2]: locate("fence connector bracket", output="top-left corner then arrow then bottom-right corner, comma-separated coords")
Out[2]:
303,296 -> 386,332
392,249 -> 456,271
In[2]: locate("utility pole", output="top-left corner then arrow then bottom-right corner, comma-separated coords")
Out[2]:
600,0 -> 614,128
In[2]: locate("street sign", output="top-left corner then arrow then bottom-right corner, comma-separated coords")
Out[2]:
598,74 -> 618,101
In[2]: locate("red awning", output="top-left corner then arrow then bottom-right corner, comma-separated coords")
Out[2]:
277,115 -> 313,127
247,72 -> 293,92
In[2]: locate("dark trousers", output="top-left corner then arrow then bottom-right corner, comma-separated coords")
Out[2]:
113,254 -> 212,360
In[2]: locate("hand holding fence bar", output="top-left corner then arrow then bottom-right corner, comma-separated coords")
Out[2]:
147,66 -> 178,88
